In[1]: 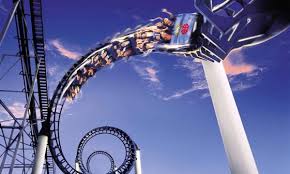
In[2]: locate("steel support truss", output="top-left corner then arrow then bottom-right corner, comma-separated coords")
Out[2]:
0,0 -> 54,173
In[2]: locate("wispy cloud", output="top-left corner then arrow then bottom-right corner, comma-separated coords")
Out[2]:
162,48 -> 264,101
0,102 -> 25,126
0,2 -> 8,14
223,48 -> 257,75
225,47 -> 265,91
162,87 -> 201,101
132,15 -> 142,21
145,67 -> 160,83
228,67 -> 264,92
47,65 -> 58,76
130,58 -> 162,90
45,39 -> 262,103
161,59 -> 209,100
48,39 -> 82,60
46,64 -> 67,98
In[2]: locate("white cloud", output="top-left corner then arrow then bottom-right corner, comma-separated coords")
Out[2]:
162,87 -> 198,101
132,15 -> 142,21
130,58 -> 162,90
226,48 -> 265,92
47,65 -> 58,76
229,66 -> 265,92
145,67 -> 160,83
44,39 -> 263,103
46,64 -> 68,98
223,48 -> 257,76
161,59 -> 209,100
162,48 -> 265,101
0,102 -> 25,126
231,82 -> 256,91
48,39 -> 82,60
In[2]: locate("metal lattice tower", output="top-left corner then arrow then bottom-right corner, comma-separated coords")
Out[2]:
0,0 -> 55,173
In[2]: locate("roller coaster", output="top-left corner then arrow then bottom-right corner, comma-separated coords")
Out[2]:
0,0 -> 289,173
75,126 -> 137,174
47,12 -> 175,173
82,151 -> 115,174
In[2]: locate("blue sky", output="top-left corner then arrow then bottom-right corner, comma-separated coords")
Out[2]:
0,0 -> 290,173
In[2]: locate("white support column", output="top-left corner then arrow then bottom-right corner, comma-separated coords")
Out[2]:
75,162 -> 81,173
135,148 -> 142,174
202,61 -> 259,174
32,135 -> 48,174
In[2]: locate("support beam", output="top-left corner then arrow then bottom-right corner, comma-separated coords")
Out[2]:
135,148 -> 142,174
0,0 -> 20,47
31,135 -> 48,174
75,162 -> 81,173
202,61 -> 259,174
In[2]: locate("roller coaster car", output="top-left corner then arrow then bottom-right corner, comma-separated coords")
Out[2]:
170,13 -> 200,46
159,0 -> 290,62
157,13 -> 203,55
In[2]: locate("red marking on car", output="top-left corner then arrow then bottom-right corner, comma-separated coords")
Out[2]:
181,23 -> 189,35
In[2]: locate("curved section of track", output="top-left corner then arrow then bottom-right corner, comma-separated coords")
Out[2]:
48,11 -> 175,174
85,151 -> 115,174
75,126 -> 136,174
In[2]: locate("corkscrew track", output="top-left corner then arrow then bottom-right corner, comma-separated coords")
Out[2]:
75,126 -> 136,174
85,151 -> 115,174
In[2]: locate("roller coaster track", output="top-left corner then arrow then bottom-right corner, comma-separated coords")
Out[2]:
47,2 -> 290,173
1,0 -> 289,173
47,11 -> 176,174
75,126 -> 136,174
29,0 -> 55,172
85,151 -> 115,174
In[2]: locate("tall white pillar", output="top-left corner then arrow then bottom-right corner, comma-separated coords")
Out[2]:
75,162 -> 81,172
202,61 -> 259,174
32,135 -> 48,174
135,149 -> 142,174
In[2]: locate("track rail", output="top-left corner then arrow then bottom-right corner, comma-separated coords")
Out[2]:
47,12 -> 175,174
75,127 -> 136,174
85,151 -> 115,174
